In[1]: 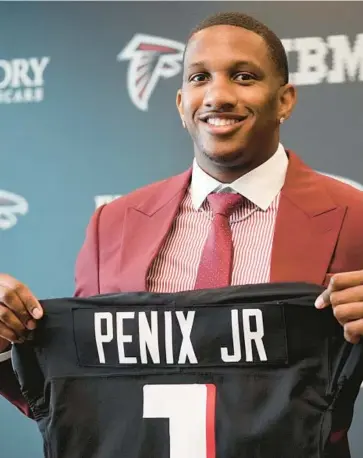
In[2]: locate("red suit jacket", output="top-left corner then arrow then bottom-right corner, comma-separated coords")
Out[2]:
2,150 -> 363,416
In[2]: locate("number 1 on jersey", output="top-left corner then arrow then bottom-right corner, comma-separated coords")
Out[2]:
143,384 -> 216,458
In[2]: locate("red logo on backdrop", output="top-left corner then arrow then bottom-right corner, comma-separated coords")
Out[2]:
117,34 -> 185,111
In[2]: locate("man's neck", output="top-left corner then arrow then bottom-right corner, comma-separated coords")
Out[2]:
194,139 -> 280,183
195,152 -> 275,183
190,143 -> 288,211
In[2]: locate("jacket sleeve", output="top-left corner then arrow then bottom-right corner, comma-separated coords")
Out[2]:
0,358 -> 33,417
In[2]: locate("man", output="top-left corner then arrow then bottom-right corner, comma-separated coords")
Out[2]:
1,10 -> 363,424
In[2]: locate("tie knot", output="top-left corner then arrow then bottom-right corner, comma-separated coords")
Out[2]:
207,193 -> 243,217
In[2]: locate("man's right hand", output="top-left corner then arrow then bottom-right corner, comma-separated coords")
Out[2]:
0,274 -> 43,352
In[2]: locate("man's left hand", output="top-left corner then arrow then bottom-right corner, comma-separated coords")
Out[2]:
315,271 -> 363,344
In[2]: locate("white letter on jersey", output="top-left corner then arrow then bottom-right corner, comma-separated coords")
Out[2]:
164,311 -> 174,364
220,309 -> 242,362
143,384 -> 216,458
94,312 -> 113,364
139,311 -> 160,364
116,311 -> 137,364
176,311 -> 197,364
242,309 -> 267,362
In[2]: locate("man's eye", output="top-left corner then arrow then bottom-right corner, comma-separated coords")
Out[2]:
189,74 -> 208,83
235,73 -> 255,82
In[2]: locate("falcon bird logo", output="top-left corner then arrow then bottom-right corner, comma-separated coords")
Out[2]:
0,190 -> 28,230
117,34 -> 185,111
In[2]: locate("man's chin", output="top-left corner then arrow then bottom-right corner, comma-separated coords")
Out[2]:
203,148 -> 248,167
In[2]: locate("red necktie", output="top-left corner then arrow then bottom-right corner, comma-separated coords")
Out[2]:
194,193 -> 243,290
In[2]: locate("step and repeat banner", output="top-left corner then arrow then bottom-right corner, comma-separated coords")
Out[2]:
1,2 -> 363,457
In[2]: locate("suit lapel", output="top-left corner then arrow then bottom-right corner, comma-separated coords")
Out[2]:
270,152 -> 346,285
118,169 -> 192,292
118,152 -> 346,291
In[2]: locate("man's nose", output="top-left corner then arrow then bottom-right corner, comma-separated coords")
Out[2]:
202,78 -> 238,111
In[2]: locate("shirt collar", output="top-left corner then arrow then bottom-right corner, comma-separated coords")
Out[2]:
190,143 -> 288,211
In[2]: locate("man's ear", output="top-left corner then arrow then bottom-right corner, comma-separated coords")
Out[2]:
176,89 -> 186,127
278,83 -> 297,122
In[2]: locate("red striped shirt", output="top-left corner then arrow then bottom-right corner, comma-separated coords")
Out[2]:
147,189 -> 280,292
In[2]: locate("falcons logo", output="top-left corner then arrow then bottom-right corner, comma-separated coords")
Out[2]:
0,190 -> 28,230
117,34 -> 185,111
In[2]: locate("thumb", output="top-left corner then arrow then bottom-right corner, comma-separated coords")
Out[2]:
315,286 -> 332,309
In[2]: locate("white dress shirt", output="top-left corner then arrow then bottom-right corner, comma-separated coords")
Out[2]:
191,142 -> 288,210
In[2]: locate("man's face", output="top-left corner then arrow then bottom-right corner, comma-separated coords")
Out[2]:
177,25 -> 294,171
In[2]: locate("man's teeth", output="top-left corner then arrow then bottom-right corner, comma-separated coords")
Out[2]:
207,118 -> 241,126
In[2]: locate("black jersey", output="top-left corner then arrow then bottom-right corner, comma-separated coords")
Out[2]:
11,283 -> 363,458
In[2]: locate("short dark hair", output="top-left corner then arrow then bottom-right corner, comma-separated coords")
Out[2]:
185,12 -> 289,84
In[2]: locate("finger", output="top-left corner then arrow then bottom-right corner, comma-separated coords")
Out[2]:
0,275 -> 42,318
0,285 -> 37,329
13,284 -> 43,320
0,281 -> 42,321
329,271 -> 363,292
330,286 -> 363,308
0,322 -> 25,344
315,274 -> 338,309
344,329 -> 360,345
315,287 -> 332,309
317,283 -> 363,310
333,302 -> 363,325
344,320 -> 363,344
315,272 -> 363,309
0,304 -> 28,337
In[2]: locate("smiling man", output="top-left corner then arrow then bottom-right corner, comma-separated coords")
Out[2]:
177,15 -> 295,182
1,10 -> 363,457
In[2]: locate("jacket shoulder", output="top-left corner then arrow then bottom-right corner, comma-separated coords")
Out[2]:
317,172 -> 363,207
97,169 -> 189,221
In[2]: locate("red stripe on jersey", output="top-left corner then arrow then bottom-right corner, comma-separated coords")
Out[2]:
206,384 -> 216,458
